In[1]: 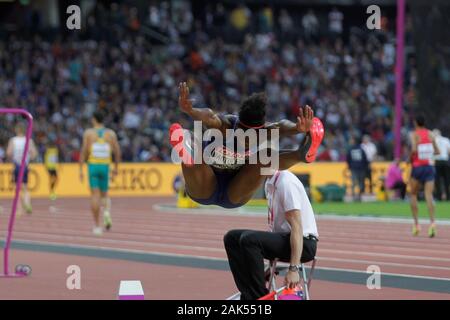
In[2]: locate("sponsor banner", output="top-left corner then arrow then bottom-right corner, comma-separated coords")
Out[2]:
0,163 -> 181,198
0,162 -> 409,198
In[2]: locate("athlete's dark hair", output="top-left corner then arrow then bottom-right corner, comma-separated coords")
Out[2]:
93,110 -> 105,124
415,114 -> 425,127
238,92 -> 267,128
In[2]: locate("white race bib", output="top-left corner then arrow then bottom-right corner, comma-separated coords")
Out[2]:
418,143 -> 433,160
91,142 -> 111,159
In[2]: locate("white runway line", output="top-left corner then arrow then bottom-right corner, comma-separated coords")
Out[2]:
153,203 -> 450,225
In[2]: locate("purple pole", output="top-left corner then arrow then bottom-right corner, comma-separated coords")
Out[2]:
0,109 -> 33,276
394,0 -> 406,159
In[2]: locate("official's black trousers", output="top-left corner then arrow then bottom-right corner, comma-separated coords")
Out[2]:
390,181 -> 407,199
435,160 -> 450,200
223,229 -> 317,300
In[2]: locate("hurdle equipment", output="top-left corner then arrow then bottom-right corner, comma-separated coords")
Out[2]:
118,280 -> 145,300
0,108 -> 33,278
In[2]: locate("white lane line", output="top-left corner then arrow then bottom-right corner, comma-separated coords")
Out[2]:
315,214 -> 450,225
9,239 -> 226,261
307,265 -> 450,282
318,248 -> 450,263
9,238 -> 450,283
153,204 -> 450,225
319,256 -> 450,272
6,232 -> 224,253
8,233 -> 450,273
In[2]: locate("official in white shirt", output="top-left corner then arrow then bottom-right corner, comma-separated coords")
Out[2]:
224,170 -> 318,300
433,129 -> 450,200
361,135 -> 377,194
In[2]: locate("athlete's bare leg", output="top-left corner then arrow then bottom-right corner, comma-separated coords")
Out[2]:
182,163 -> 217,200
101,191 -> 112,230
409,178 -> 421,234
170,124 -> 218,200
19,184 -> 32,214
49,175 -> 58,194
91,189 -> 101,228
102,194 -> 111,213
424,181 -> 435,223
424,181 -> 436,236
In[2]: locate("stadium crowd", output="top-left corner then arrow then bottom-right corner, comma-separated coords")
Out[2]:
0,1 -> 423,164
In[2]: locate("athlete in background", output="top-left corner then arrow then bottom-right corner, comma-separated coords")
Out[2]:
6,122 -> 38,215
44,138 -> 60,201
409,115 -> 440,237
79,111 -> 121,235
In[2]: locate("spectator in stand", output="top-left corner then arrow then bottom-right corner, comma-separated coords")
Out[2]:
385,158 -> 407,200
302,9 -> 319,43
0,3 -> 421,164
259,6 -> 273,33
230,4 -> 252,34
328,7 -> 344,40
0,145 -> 5,163
278,9 -> 294,39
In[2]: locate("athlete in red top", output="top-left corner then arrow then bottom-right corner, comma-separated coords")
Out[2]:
409,114 -> 440,237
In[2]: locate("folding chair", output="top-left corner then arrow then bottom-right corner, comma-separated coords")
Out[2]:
226,258 -> 318,300
266,257 -> 317,300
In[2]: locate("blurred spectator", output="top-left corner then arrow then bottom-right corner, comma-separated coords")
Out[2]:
230,4 -> 252,32
258,6 -> 273,33
328,7 -> 344,39
302,9 -> 319,42
433,129 -> 450,200
0,3 -> 419,164
0,146 -> 5,163
213,3 -> 227,30
347,137 -> 369,201
279,9 -> 294,35
385,158 -> 407,200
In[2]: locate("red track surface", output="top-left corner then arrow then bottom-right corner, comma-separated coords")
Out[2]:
0,197 -> 449,300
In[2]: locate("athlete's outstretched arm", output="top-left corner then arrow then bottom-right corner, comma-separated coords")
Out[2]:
178,82 -> 224,129
268,106 -> 314,137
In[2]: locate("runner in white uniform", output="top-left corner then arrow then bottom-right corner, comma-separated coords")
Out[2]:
6,122 -> 38,215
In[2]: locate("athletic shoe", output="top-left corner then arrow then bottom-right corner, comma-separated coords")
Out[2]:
92,226 -> 103,236
104,210 -> 112,231
299,117 -> 325,163
428,224 -> 436,238
412,225 -> 420,236
50,192 -> 57,201
169,123 -> 194,166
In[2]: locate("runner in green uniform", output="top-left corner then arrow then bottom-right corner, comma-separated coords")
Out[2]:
79,111 -> 121,235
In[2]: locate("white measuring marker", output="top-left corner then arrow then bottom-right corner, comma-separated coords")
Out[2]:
118,280 -> 145,300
